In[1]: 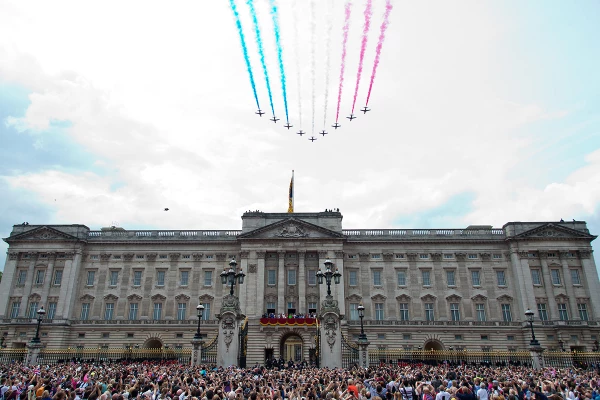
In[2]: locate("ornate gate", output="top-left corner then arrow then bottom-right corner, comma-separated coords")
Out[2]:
238,317 -> 248,368
201,334 -> 218,364
341,332 -> 359,368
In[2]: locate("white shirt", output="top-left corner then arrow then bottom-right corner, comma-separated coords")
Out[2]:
436,391 -> 450,400
477,388 -> 489,400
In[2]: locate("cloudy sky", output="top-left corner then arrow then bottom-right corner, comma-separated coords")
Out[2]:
1,0 -> 599,269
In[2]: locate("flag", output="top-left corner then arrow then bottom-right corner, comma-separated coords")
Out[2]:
288,170 -> 294,213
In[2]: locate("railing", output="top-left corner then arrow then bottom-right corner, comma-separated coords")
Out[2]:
2,318 -> 70,325
87,230 -> 242,239
369,349 -> 532,367
201,335 -> 218,364
69,319 -> 218,325
0,348 -> 27,363
343,229 -> 505,238
341,332 -> 359,368
346,320 -> 523,327
37,348 -> 192,364
543,351 -> 600,368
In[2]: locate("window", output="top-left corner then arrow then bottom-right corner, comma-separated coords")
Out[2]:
113,255 -> 121,259
507,335 -> 515,341
90,255 -> 99,260
182,255 -> 190,259
175,333 -> 183,338
446,270 -> 456,286
419,254 -> 428,259
558,303 -> 568,321
204,270 -> 213,286
308,302 -> 317,314
177,303 -> 187,320
425,303 -> 434,321
109,271 -> 119,286
531,269 -> 542,285
476,303 -> 486,321
395,254 -> 404,259
10,301 -> 20,318
551,269 -> 561,285
206,255 -> 213,259
421,270 -> 431,286
348,270 -> 357,286
468,254 -> 477,259
202,303 -> 210,320
481,335 -> 489,341
287,301 -> 295,314
104,303 -> 114,320
153,303 -> 162,320
494,304 -> 510,323
47,302 -> 57,319
136,255 -> 144,259
375,303 -> 384,320
307,270 -> 316,285
570,269 -> 581,285
547,252 -> 556,258
403,334 -> 411,340
78,333 -> 85,338
397,271 -> 406,286
267,270 -> 276,285
373,271 -> 382,286
160,254 -> 168,259
129,303 -> 138,320
180,271 -> 189,286
444,254 -> 453,259
399,303 -> 409,321
578,303 -> 588,321
348,254 -> 357,259
471,270 -> 481,286
133,271 -> 142,286
266,302 -> 276,314
493,254 -> 502,259
455,334 -> 463,340
349,303 -> 359,321
450,303 -> 460,321
570,335 -> 578,341
34,270 -> 45,285
157,271 -> 165,286
17,270 -> 27,285
102,332 -> 110,338
287,269 -> 297,285
28,302 -> 39,318
372,254 -> 381,259
80,303 -> 90,320
496,270 -> 506,286
53,270 -> 63,286
86,271 -> 95,286
537,303 -> 548,321
377,333 -> 385,339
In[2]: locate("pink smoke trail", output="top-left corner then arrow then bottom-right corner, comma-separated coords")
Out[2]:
334,1 -> 352,123
350,0 -> 372,114
365,0 -> 393,106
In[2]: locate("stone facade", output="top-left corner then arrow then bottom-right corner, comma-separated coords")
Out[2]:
1,211 -> 598,365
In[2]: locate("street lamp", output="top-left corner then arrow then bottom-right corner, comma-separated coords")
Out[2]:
357,304 -> 367,341
316,259 -> 341,298
31,306 -> 46,344
220,258 -> 246,296
194,304 -> 205,339
525,309 -> 540,346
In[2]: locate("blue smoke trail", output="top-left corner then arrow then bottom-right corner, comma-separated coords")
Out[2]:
269,0 -> 289,123
247,0 -> 275,117
228,0 -> 260,109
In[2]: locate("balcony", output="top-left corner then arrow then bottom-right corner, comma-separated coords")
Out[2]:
346,320 -> 522,327
259,317 -> 317,326
342,228 -> 505,240
87,230 -> 241,241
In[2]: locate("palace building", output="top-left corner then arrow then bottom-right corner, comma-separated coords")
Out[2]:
0,210 -> 598,365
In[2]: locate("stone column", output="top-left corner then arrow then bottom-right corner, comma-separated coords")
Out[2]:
529,345 -> 546,369
539,254 -> 559,320
319,295 -> 342,368
509,249 -> 534,319
26,341 -> 45,366
23,252 -> 39,307
239,252 -> 249,316
57,250 -> 81,319
256,252 -> 266,315
40,253 -> 56,306
559,251 -> 579,320
278,251 -> 286,314
0,252 -> 19,318
216,294 -> 245,367
298,251 -> 306,313
190,338 -> 204,366
334,251 -> 345,311
358,338 -> 370,368
579,249 -> 600,319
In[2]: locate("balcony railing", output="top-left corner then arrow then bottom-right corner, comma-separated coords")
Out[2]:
87,230 -> 241,240
0,318 -> 218,326
346,320 -> 522,327
343,228 -> 505,239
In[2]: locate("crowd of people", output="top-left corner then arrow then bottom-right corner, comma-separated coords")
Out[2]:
1,360 -> 600,400
261,313 -> 317,319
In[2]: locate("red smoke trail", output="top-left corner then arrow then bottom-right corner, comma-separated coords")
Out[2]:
335,1 -> 352,123
365,0 -> 393,106
350,0 -> 372,114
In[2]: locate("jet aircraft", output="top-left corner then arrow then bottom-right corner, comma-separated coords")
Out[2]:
346,114 -> 356,121
270,116 -> 280,123
332,122 -> 341,129
319,130 -> 328,136
297,130 -> 305,136
360,106 -> 371,114
256,109 -> 265,117
284,122 -> 293,129
309,136 -> 317,142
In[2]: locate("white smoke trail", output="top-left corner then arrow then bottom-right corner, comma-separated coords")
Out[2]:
322,0 -> 333,129
292,0 -> 302,129
311,0 -> 316,136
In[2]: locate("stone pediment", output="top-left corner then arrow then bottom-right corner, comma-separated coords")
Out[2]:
238,218 -> 344,240
5,226 -> 81,243
514,223 -> 596,241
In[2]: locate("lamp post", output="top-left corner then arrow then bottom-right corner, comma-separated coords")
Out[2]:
31,306 -> 46,344
316,259 -> 341,298
220,258 -> 246,296
194,304 -> 205,339
525,309 -> 540,346
357,304 -> 367,341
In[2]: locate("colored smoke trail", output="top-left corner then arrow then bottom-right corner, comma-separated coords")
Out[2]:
365,0 -> 393,106
311,0 -> 316,135
247,0 -> 275,116
270,0 -> 290,123
335,1 -> 352,123
351,0 -> 373,114
292,0 -> 302,129
322,0 -> 333,128
228,0 -> 260,109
